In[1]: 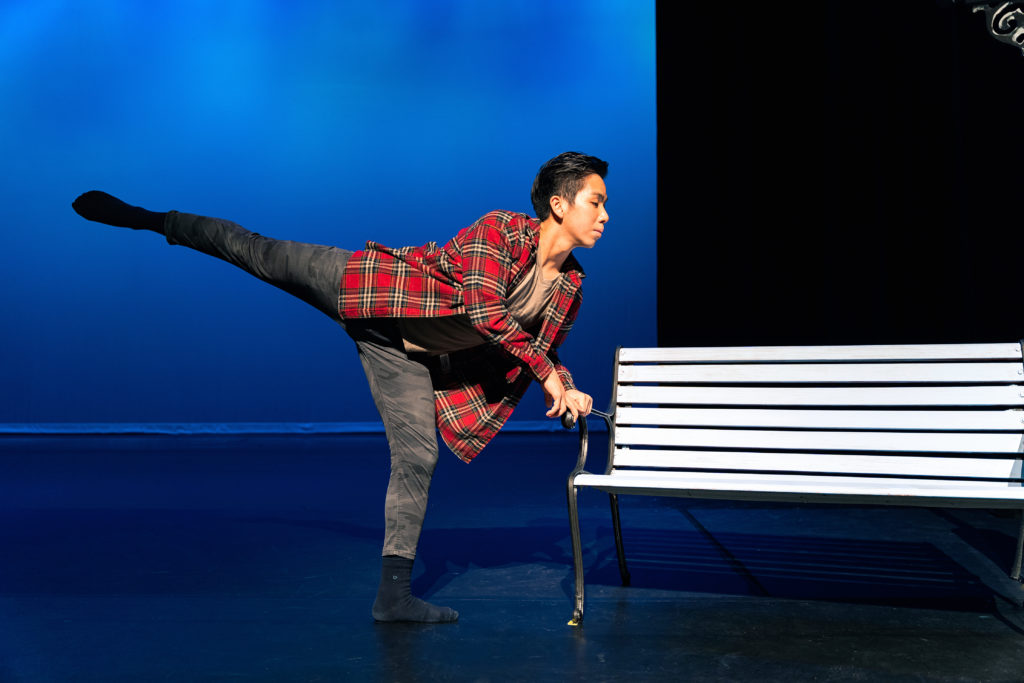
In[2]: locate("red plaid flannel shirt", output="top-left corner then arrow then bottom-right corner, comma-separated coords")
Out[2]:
339,210 -> 584,461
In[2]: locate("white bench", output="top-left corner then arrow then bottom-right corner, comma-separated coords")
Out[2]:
565,343 -> 1024,625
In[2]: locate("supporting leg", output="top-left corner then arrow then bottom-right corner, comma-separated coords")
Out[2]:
373,555 -> 457,624
566,481 -> 585,626
609,493 -> 631,587
1011,509 -> 1024,582
354,332 -> 457,623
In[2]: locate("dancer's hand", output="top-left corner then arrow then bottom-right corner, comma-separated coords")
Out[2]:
564,390 -> 593,419
543,373 -> 592,421
542,371 -> 568,419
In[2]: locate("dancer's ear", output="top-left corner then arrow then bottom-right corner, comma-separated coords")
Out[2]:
549,194 -> 566,221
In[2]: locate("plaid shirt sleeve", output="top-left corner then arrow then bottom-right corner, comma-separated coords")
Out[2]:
547,348 -> 575,392
461,213 -> 557,383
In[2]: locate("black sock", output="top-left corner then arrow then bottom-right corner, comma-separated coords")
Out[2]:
72,191 -> 166,233
371,555 -> 458,623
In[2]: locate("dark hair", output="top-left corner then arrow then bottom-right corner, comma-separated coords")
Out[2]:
530,151 -> 608,220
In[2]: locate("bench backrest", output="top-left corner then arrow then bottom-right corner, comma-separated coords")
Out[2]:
609,343 -> 1024,484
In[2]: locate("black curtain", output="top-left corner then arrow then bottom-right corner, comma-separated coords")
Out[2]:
657,1 -> 1024,346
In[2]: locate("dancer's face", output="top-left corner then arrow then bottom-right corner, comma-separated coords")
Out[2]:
554,173 -> 609,249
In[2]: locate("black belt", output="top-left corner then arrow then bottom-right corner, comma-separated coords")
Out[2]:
409,346 -> 494,374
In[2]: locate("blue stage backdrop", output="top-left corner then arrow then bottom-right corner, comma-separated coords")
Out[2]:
0,1 -> 655,435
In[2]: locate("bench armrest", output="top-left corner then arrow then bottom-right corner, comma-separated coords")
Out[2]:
563,409 -> 613,480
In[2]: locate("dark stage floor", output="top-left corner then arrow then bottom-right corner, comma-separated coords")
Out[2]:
2,433 -> 1024,681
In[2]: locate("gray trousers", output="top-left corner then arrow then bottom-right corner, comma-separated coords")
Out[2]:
164,212 -> 437,559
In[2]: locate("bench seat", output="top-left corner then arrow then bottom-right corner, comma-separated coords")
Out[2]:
573,471 -> 1024,507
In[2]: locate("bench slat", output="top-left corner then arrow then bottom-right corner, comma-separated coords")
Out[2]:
615,407 -> 1024,431
614,426 -> 1024,453
572,471 -> 1024,506
611,449 -> 1023,479
616,385 -> 1024,406
619,362 -> 1024,384
619,343 -> 1023,363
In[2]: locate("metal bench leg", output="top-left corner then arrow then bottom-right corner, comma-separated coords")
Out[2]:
1012,510 -> 1024,582
609,493 -> 630,586
567,481 -> 585,625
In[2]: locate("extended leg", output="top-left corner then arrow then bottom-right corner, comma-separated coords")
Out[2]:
72,190 -> 166,231
354,330 -> 457,623
162,211 -> 351,322
73,193 -> 350,323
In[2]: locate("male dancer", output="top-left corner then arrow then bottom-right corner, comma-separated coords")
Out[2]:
72,151 -> 608,623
